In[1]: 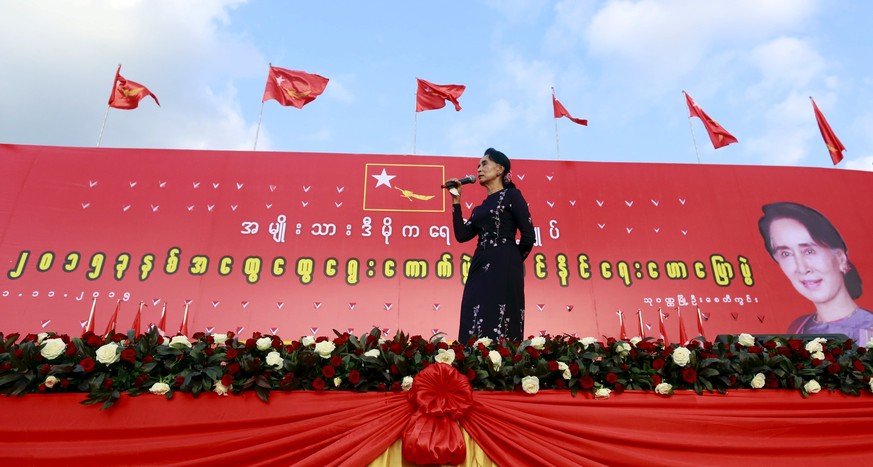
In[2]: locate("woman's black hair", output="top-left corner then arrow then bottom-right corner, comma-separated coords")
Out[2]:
484,147 -> 516,189
758,201 -> 862,299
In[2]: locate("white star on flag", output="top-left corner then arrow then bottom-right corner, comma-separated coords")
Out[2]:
371,168 -> 396,188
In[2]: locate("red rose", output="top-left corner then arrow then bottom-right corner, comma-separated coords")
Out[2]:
40,364 -> 50,375
555,379 -> 566,389
227,362 -> 241,375
65,343 -> 77,357
390,382 -> 402,391
651,374 -> 661,385
376,383 -> 386,391
205,347 -> 215,356
424,343 -> 435,354
143,355 -> 154,364
103,378 -> 114,389
244,338 -> 256,349
853,360 -> 865,372
569,363 -> 579,376
512,354 -> 522,363
765,373 -> 779,388
174,375 -> 185,387
333,336 -> 346,346
681,368 -> 697,383
193,332 -> 205,340
827,363 -> 841,374
312,378 -> 325,390
60,378 -> 70,389
389,364 -> 399,375
226,348 -> 239,359
390,343 -> 402,354
606,372 -> 618,384
133,375 -> 148,388
580,376 -> 595,389
620,364 -> 629,371
437,341 -> 449,350
322,366 -> 336,378
87,335 -> 103,348
613,383 -> 625,394
330,355 -> 342,367
121,348 -> 136,363
729,374 -> 737,387
652,358 -> 666,370
80,358 -> 95,373
466,369 -> 476,381
548,361 -> 559,371
348,370 -> 361,385
221,374 -> 234,386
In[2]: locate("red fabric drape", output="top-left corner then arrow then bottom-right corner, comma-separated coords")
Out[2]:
1,390 -> 872,466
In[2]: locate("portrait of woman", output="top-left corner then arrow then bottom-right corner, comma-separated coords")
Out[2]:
447,148 -> 535,342
758,201 -> 873,342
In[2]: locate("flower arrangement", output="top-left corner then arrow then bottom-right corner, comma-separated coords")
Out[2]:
1,328 -> 871,409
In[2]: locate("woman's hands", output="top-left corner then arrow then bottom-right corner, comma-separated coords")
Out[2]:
444,178 -> 462,204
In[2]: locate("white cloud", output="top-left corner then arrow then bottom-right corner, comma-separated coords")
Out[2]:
844,155 -> 873,172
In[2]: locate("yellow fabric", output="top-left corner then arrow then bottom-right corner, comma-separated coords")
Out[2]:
368,427 -> 495,467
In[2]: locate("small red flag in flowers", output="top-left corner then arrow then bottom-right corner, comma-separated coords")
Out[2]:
416,78 -> 465,112
108,66 -> 160,110
262,66 -> 329,109
103,299 -> 121,338
677,307 -> 688,345
810,97 -> 846,165
553,94 -> 588,125
658,308 -> 669,345
696,307 -> 707,341
684,91 -> 737,149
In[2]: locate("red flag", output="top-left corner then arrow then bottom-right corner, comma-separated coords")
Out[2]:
262,66 -> 329,109
810,97 -> 846,165
416,78 -> 465,112
103,299 -> 121,337
553,94 -> 588,126
179,303 -> 190,336
684,91 -> 737,149
363,163 -> 446,212
696,307 -> 707,342
157,303 -> 167,335
637,309 -> 646,339
658,308 -> 669,345
131,302 -> 143,337
83,298 -> 97,335
108,66 -> 159,110
617,310 -> 627,340
677,308 -> 688,345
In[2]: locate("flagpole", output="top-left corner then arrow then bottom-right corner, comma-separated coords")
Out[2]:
253,63 -> 272,151
685,91 -> 702,164
552,87 -> 560,160
97,105 -> 111,147
413,84 -> 418,154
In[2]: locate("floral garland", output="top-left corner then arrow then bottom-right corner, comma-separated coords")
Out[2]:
1,328 -> 872,409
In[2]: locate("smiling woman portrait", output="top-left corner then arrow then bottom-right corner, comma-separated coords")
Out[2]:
758,201 -> 873,342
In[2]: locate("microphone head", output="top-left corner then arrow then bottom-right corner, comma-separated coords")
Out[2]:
459,175 -> 477,185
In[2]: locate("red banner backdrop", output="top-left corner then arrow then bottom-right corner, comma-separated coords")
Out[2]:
2,144 -> 872,339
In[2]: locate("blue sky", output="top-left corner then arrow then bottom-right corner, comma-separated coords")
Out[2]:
1,0 -> 872,171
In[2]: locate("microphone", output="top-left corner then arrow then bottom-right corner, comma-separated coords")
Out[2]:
441,175 -> 477,189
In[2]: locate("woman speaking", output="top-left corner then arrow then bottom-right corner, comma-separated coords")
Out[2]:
446,148 -> 536,343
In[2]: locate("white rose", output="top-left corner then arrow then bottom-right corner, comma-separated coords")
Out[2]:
655,382 -> 673,395
149,382 -> 170,395
474,337 -> 492,348
521,375 -> 539,394
169,335 -> 192,349
40,338 -> 66,360
594,387 -> 611,399
869,377 -> 873,392
581,337 -> 597,349
44,376 -> 59,388
750,373 -> 766,389
402,376 -> 414,391
866,337 -> 873,349
212,333 -> 228,345
364,349 -> 380,358
334,377 -> 342,388
557,362 -> 571,380
617,342 -> 631,356
804,379 -> 821,394
811,351 -> 825,361
213,381 -> 229,396
672,347 -> 691,367
37,332 -> 49,344
487,351 -> 502,371
530,336 -> 546,350
301,335 -> 316,347
265,351 -> 284,368
630,337 -> 642,346
805,340 -> 823,353
434,348 -> 456,365
738,333 -> 755,347
314,340 -> 336,358
95,343 -> 120,365
256,336 -> 273,351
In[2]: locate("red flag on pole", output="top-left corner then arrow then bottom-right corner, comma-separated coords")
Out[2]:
179,302 -> 190,336
83,297 -> 97,335
810,97 -> 846,165
131,302 -> 144,337
553,94 -> 588,125
683,91 -> 737,149
658,308 -> 669,345
262,66 -> 329,109
677,308 -> 688,345
157,303 -> 167,335
415,78 -> 465,112
637,309 -> 646,339
103,299 -> 121,338
696,307 -> 707,342
617,310 -> 628,340
108,66 -> 160,110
